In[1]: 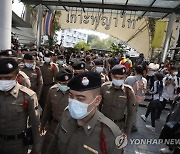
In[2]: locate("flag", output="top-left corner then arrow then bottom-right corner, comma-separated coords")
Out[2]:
152,21 -> 167,48
44,11 -> 53,36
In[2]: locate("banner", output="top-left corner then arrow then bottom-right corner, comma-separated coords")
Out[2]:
44,12 -> 53,36
152,21 -> 167,48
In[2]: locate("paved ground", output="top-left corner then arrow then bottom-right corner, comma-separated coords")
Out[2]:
124,101 -> 169,154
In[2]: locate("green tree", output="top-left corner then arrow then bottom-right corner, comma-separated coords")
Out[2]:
90,37 -> 108,49
110,43 -> 126,55
87,35 -> 99,44
74,41 -> 91,51
89,36 -> 116,50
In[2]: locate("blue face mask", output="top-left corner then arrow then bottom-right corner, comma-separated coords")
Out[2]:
44,57 -> 51,63
57,60 -> 64,65
25,63 -> 33,68
96,66 -> 104,73
68,97 -> 96,120
112,79 -> 124,87
58,84 -> 69,92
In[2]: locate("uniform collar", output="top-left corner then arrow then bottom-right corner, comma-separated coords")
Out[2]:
83,109 -> 99,136
10,82 -> 21,98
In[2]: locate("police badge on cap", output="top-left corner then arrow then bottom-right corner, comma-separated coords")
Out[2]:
0,58 -> 18,74
110,65 -> 126,75
68,71 -> 101,91
56,67 -> 73,82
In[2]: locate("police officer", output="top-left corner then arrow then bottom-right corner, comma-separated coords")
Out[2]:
40,67 -> 73,154
100,65 -> 136,136
40,50 -> 59,110
92,58 -> 109,83
0,58 -> 40,154
47,71 -> 127,154
72,61 -> 86,76
85,55 -> 94,71
20,54 -> 43,100
0,49 -> 31,89
56,55 -> 67,71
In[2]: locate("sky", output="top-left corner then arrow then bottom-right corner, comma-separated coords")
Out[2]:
12,0 -> 109,40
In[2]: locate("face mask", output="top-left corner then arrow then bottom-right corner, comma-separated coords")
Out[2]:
44,57 -> 51,63
58,84 -> 69,92
173,72 -> 178,76
68,97 -> 96,120
25,63 -> 33,68
112,79 -> 124,87
0,80 -> 16,91
96,66 -> 103,73
57,60 -> 64,65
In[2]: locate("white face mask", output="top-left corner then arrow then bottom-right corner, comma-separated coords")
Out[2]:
68,97 -> 96,120
112,79 -> 124,87
96,66 -> 104,73
44,57 -> 51,63
25,63 -> 33,68
173,72 -> 178,76
57,60 -> 64,65
0,80 -> 16,91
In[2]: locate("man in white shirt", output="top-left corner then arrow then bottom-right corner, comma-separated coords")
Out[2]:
146,59 -> 159,89
156,67 -> 178,119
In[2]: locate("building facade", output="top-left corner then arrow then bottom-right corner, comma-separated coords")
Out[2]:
59,29 -> 88,47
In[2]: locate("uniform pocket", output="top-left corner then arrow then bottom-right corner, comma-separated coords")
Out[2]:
9,104 -> 24,121
113,96 -> 127,108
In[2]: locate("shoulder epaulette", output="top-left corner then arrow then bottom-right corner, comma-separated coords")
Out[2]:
98,111 -> 122,137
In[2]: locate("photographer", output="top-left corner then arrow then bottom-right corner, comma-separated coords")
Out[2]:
156,67 -> 178,120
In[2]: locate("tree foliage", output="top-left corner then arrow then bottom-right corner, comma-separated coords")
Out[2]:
74,41 -> 91,51
110,43 -> 127,55
89,36 -> 116,50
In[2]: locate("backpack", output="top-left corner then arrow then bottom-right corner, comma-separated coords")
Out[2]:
133,77 -> 147,103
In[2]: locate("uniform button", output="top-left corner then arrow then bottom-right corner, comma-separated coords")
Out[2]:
13,90 -> 17,94
87,125 -> 91,130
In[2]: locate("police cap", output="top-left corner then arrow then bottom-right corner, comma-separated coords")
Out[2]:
110,64 -> 126,75
56,67 -> 73,82
24,54 -> 34,60
68,71 -> 101,91
72,61 -> 86,70
0,58 -> 18,74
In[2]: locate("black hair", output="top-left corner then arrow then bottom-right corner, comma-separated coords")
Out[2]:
134,65 -> 143,75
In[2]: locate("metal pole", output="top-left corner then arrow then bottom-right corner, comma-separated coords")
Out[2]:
162,13 -> 176,62
0,0 -> 12,50
36,4 -> 43,49
171,22 -> 180,60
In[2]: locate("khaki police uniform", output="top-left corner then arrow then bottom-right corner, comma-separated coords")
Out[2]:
41,84 -> 69,154
20,65 -> 43,99
47,109 -> 125,154
40,62 -> 59,110
0,83 -> 41,154
100,82 -> 136,136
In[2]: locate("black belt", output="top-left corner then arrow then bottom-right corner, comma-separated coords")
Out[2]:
52,118 -> 59,124
0,132 -> 24,141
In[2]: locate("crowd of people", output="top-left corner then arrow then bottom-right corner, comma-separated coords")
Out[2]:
0,45 -> 179,154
